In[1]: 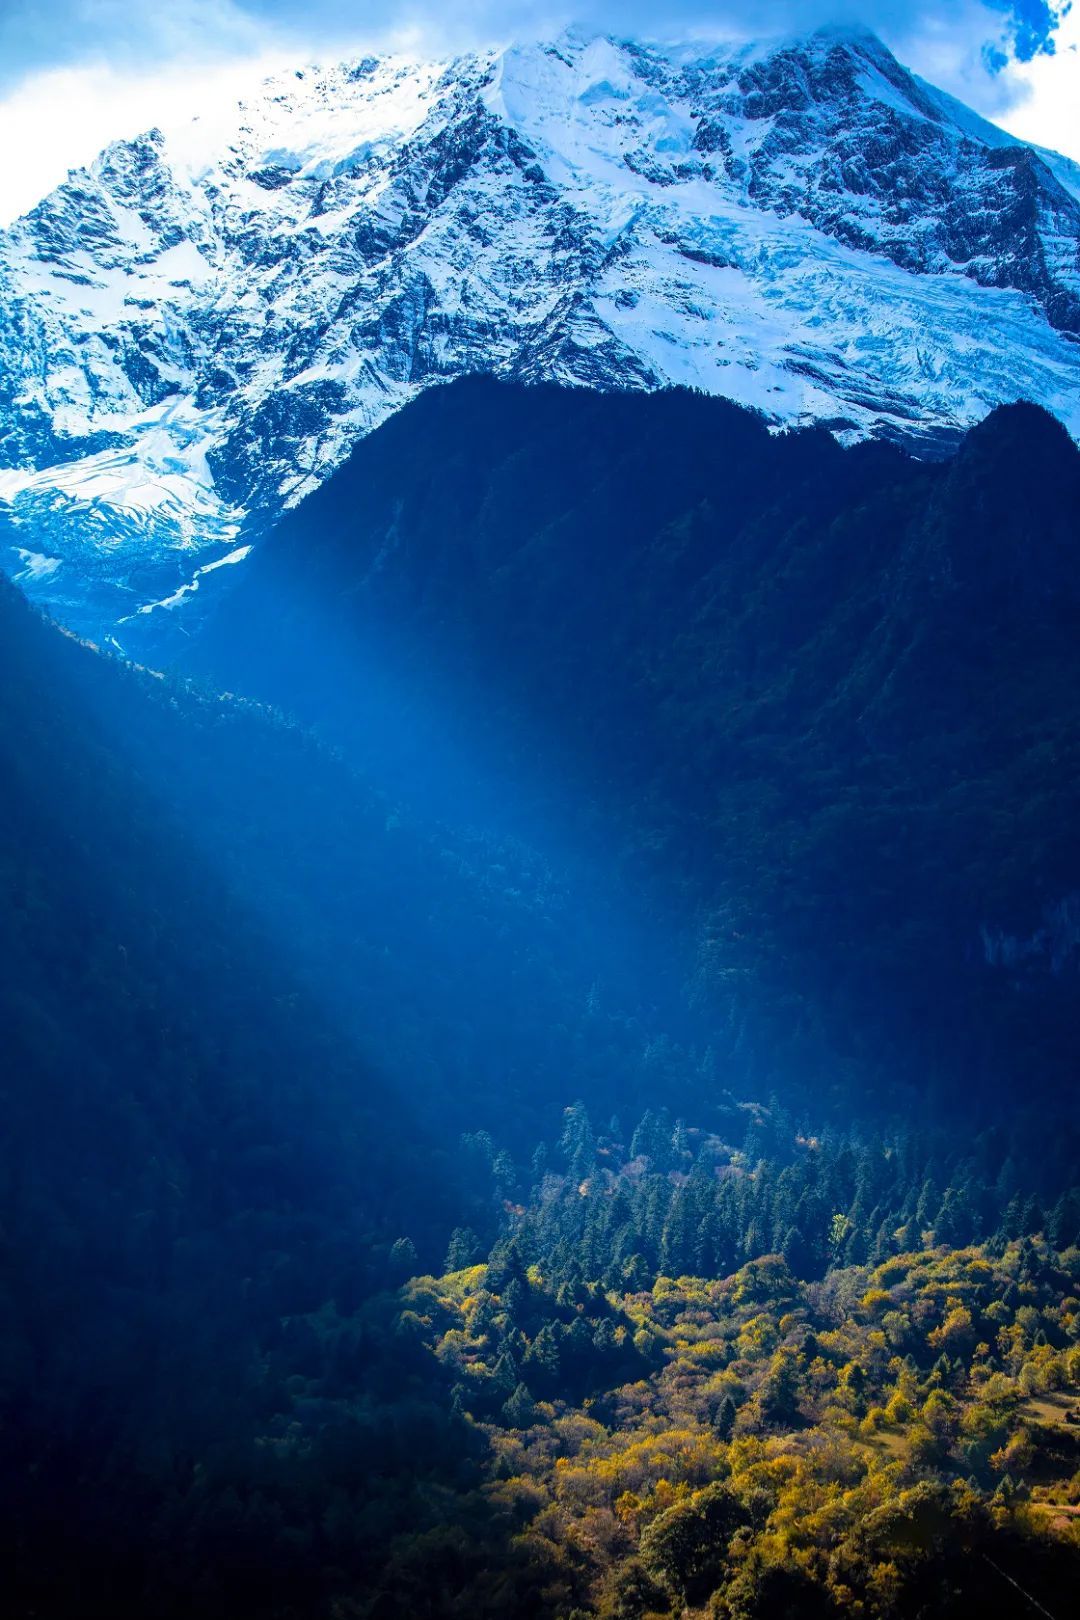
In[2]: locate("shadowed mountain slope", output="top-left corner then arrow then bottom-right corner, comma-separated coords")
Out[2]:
185,380 -> 1080,1116
0,560 -> 703,1614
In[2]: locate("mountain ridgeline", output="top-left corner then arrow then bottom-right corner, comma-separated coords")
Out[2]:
185,379 -> 1080,1121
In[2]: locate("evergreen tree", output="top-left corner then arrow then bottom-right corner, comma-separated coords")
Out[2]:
502,1382 -> 537,1428
492,1349 -> 518,1394
388,1236 -> 418,1281
714,1394 -> 737,1440
781,1224 -> 811,1278
523,1322 -> 561,1390
560,1101 -> 597,1179
445,1226 -> 482,1270
487,1238 -> 528,1292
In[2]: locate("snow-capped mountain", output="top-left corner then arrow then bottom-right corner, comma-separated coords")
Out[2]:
2,25 -> 1080,644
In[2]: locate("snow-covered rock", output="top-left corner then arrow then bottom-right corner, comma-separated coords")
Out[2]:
1,25 -> 1079,643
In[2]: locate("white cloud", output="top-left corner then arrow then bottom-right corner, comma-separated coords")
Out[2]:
0,54 -> 297,224
0,1 -> 437,223
0,2 -> 1076,227
996,5 -> 1080,157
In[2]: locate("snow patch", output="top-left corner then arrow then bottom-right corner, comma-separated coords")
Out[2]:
12,547 -> 61,582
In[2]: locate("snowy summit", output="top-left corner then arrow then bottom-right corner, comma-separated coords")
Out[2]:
1,26 -> 1079,641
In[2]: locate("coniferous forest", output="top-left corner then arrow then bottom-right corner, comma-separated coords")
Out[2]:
3,382 -> 1080,1620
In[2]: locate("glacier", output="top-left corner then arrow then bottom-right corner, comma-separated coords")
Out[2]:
0,25 -> 1078,644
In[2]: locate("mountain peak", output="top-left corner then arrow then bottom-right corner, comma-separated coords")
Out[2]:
950,396 -> 1080,506
805,19 -> 896,54
963,396 -> 1078,448
1,27 -> 1079,644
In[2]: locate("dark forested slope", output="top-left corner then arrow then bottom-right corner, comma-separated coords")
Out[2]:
0,564 -> 492,1613
185,381 -> 1080,1118
0,564 -> 718,1616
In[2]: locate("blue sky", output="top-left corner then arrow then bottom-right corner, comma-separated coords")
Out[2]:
0,0 -> 1076,220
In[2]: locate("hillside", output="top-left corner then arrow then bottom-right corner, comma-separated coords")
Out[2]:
6,377 -> 1080,1614
0,559 -> 713,1614
185,379 -> 1080,1120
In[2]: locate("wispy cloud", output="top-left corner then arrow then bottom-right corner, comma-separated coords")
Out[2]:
0,0 -> 1074,223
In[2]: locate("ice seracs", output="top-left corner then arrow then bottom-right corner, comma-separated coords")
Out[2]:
1,26 -> 1078,644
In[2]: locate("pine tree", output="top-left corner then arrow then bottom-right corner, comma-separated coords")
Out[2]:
935,1186 -> 974,1247
502,1382 -> 537,1428
758,1351 -> 801,1427
621,1252 -> 651,1291
492,1150 -> 518,1197
630,1108 -> 668,1165
877,1216 -> 901,1264
445,1226 -> 482,1271
670,1118 -> 691,1167
1049,1192 -> 1079,1250
388,1236 -> 418,1281
714,1395 -> 737,1439
491,1349 -> 518,1394
915,1179 -> 938,1233
487,1238 -> 528,1292
523,1322 -> 561,1389
781,1224 -> 810,1278
503,1275 -> 528,1323
560,1101 -> 596,1179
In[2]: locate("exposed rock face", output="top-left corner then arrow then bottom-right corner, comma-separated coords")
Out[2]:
1,26 -> 1078,641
